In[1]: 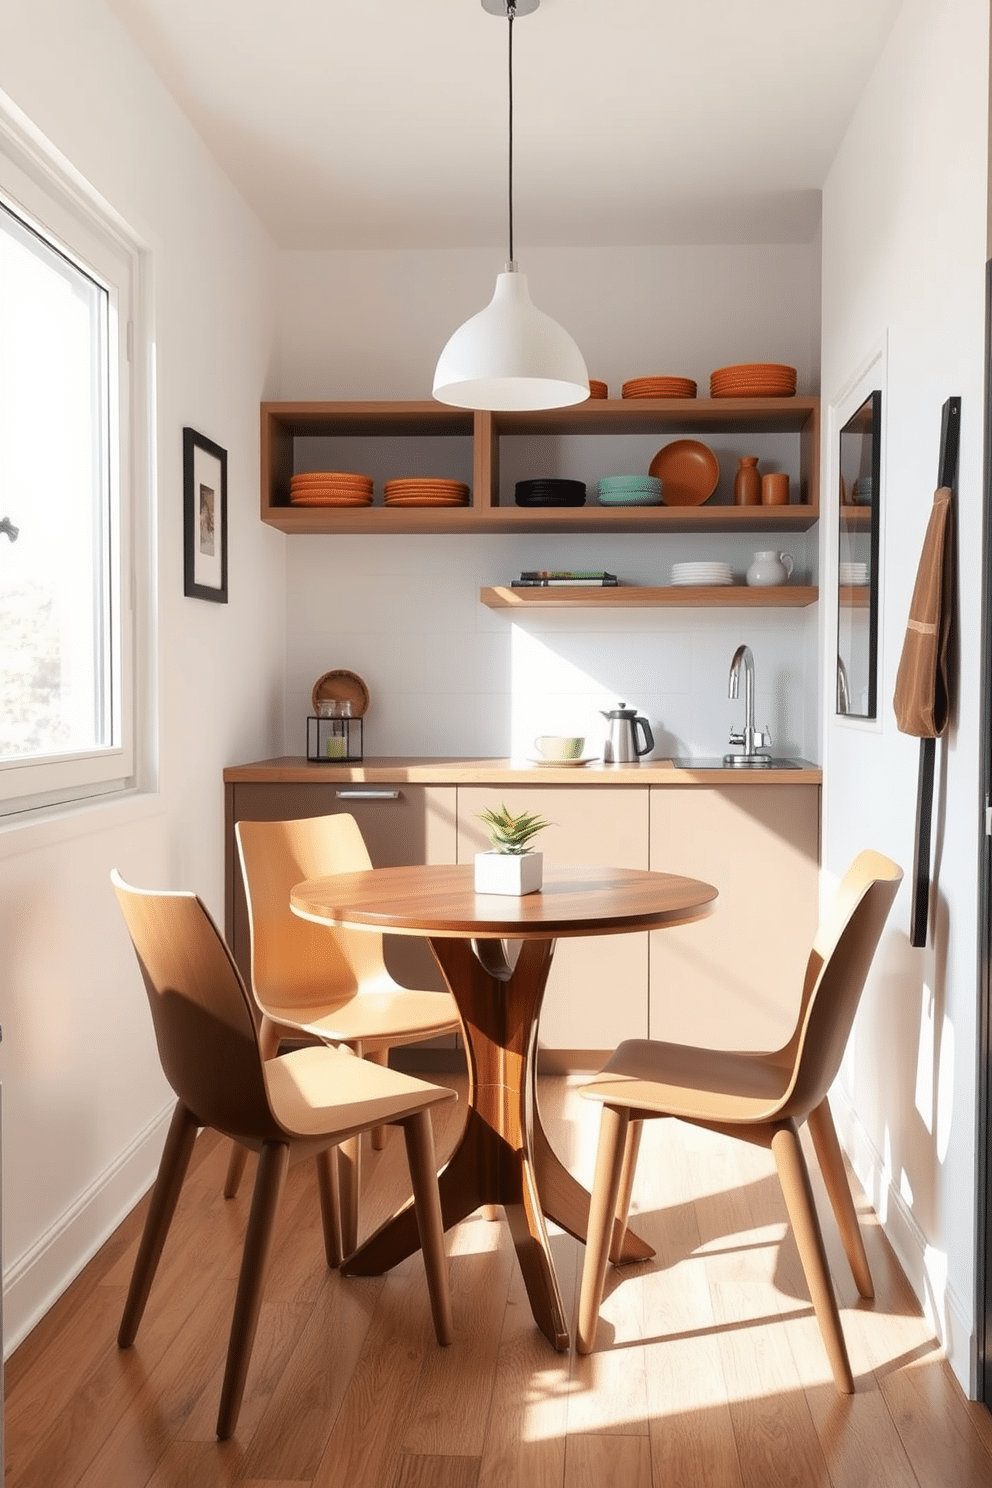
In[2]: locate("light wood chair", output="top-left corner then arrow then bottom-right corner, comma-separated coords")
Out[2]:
111,870 -> 455,1440
229,813 -> 460,1251
576,848 -> 902,1393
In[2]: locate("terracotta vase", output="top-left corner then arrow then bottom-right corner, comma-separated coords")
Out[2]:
734,456 -> 761,506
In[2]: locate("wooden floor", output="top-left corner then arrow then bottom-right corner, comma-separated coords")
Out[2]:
8,1073 -> 992,1488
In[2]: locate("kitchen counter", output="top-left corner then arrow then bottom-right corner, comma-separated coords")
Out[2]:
224,755 -> 822,785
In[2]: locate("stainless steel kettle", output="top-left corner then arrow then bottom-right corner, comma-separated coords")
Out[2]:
600,703 -> 655,763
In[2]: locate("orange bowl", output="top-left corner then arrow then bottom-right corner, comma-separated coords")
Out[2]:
648,439 -> 720,505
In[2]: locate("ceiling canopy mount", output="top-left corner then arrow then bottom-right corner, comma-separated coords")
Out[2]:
480,0 -> 540,14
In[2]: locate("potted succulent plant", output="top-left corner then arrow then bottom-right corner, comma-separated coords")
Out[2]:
474,803 -> 551,895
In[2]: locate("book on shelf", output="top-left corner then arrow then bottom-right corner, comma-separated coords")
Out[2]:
511,577 -> 619,589
512,570 -> 619,588
519,570 -> 615,580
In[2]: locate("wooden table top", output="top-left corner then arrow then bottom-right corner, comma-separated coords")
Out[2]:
290,862 -> 717,940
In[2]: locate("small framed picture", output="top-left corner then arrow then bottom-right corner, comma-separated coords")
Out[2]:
183,427 -> 228,603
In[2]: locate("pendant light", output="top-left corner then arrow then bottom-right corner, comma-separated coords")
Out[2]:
432,0 -> 589,411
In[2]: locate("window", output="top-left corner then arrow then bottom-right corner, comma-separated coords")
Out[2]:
0,110 -> 143,815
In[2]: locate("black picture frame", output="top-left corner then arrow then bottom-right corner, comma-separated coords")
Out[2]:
183,426 -> 228,603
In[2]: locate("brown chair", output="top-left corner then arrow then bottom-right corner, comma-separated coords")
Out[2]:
229,813 -> 460,1251
111,870 -> 455,1440
576,848 -> 902,1393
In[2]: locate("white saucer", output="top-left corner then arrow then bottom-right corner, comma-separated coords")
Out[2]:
528,756 -> 596,768
671,576 -> 734,587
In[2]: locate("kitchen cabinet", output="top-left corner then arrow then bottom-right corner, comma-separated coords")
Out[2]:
224,778 -> 457,1002
224,760 -> 821,1070
647,783 -> 820,1051
456,785 -> 650,1057
259,397 -> 819,536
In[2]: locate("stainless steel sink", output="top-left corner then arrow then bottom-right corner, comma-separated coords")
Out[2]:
671,755 -> 809,770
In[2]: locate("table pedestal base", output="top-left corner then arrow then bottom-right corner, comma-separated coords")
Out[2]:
341,934 -> 654,1350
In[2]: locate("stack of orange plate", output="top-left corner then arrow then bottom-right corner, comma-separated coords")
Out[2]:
588,379 -> 609,399
383,478 -> 469,507
290,471 -> 373,506
709,364 -> 797,398
622,376 -> 697,400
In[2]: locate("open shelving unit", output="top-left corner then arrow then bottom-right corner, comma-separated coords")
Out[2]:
259,396 -> 820,536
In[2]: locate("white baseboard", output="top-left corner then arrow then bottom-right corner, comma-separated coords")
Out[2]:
3,1102 -> 171,1357
831,1085 -> 973,1394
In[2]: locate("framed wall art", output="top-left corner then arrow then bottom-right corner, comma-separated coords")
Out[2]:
183,426 -> 228,603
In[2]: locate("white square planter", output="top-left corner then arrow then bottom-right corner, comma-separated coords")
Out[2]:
474,850 -> 543,896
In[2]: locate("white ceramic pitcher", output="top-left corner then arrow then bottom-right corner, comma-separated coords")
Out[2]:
746,550 -> 793,587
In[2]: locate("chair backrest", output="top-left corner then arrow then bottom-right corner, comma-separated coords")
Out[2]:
111,871 -> 278,1142
235,814 -> 391,1020
779,849 -> 902,1121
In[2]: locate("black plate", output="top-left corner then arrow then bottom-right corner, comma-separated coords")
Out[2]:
514,492 -> 586,507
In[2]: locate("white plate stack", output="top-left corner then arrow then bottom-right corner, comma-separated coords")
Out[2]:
839,561 -> 868,587
671,561 -> 734,587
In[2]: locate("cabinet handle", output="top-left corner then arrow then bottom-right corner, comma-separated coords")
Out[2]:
335,789 -> 400,800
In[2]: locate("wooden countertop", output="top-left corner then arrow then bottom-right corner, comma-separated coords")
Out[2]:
224,756 -> 822,786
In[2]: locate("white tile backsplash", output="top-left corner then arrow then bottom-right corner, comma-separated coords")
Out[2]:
285,533 -> 821,763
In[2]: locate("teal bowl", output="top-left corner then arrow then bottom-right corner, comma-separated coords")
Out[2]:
598,489 -> 663,506
599,473 -> 662,491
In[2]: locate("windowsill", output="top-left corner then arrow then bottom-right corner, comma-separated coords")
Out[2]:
0,787 -> 164,858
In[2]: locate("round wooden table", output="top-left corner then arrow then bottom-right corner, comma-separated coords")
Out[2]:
291,861 -> 717,1350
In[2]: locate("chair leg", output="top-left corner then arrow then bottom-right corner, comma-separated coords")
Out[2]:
771,1121 -> 854,1394
807,1098 -> 874,1299
608,1116 -> 644,1264
223,1141 -> 250,1200
577,1104 -> 631,1355
316,1147 -> 343,1268
369,1047 -> 391,1151
119,1102 -> 199,1348
401,1109 -> 453,1346
216,1140 -> 290,1440
338,1135 -> 361,1257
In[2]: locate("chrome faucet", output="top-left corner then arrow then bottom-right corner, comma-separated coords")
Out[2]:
837,655 -> 851,714
727,644 -> 771,758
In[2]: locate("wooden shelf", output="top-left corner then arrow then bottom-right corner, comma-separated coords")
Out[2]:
261,502 -> 819,536
260,396 -> 820,536
480,585 -> 819,609
484,396 -> 818,436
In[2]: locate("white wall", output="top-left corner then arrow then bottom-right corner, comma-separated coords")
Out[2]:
275,243 -> 824,765
819,0 -> 989,1390
0,0 -> 285,1349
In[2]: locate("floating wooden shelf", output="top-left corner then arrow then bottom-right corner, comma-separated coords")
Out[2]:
261,503 -> 820,536
480,585 -> 819,609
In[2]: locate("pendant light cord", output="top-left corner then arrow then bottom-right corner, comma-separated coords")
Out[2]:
507,0 -> 515,264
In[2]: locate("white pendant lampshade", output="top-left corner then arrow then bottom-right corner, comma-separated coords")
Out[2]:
432,0 -> 589,412
432,264 -> 589,411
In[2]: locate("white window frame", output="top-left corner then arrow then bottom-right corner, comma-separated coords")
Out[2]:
0,93 -> 151,818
